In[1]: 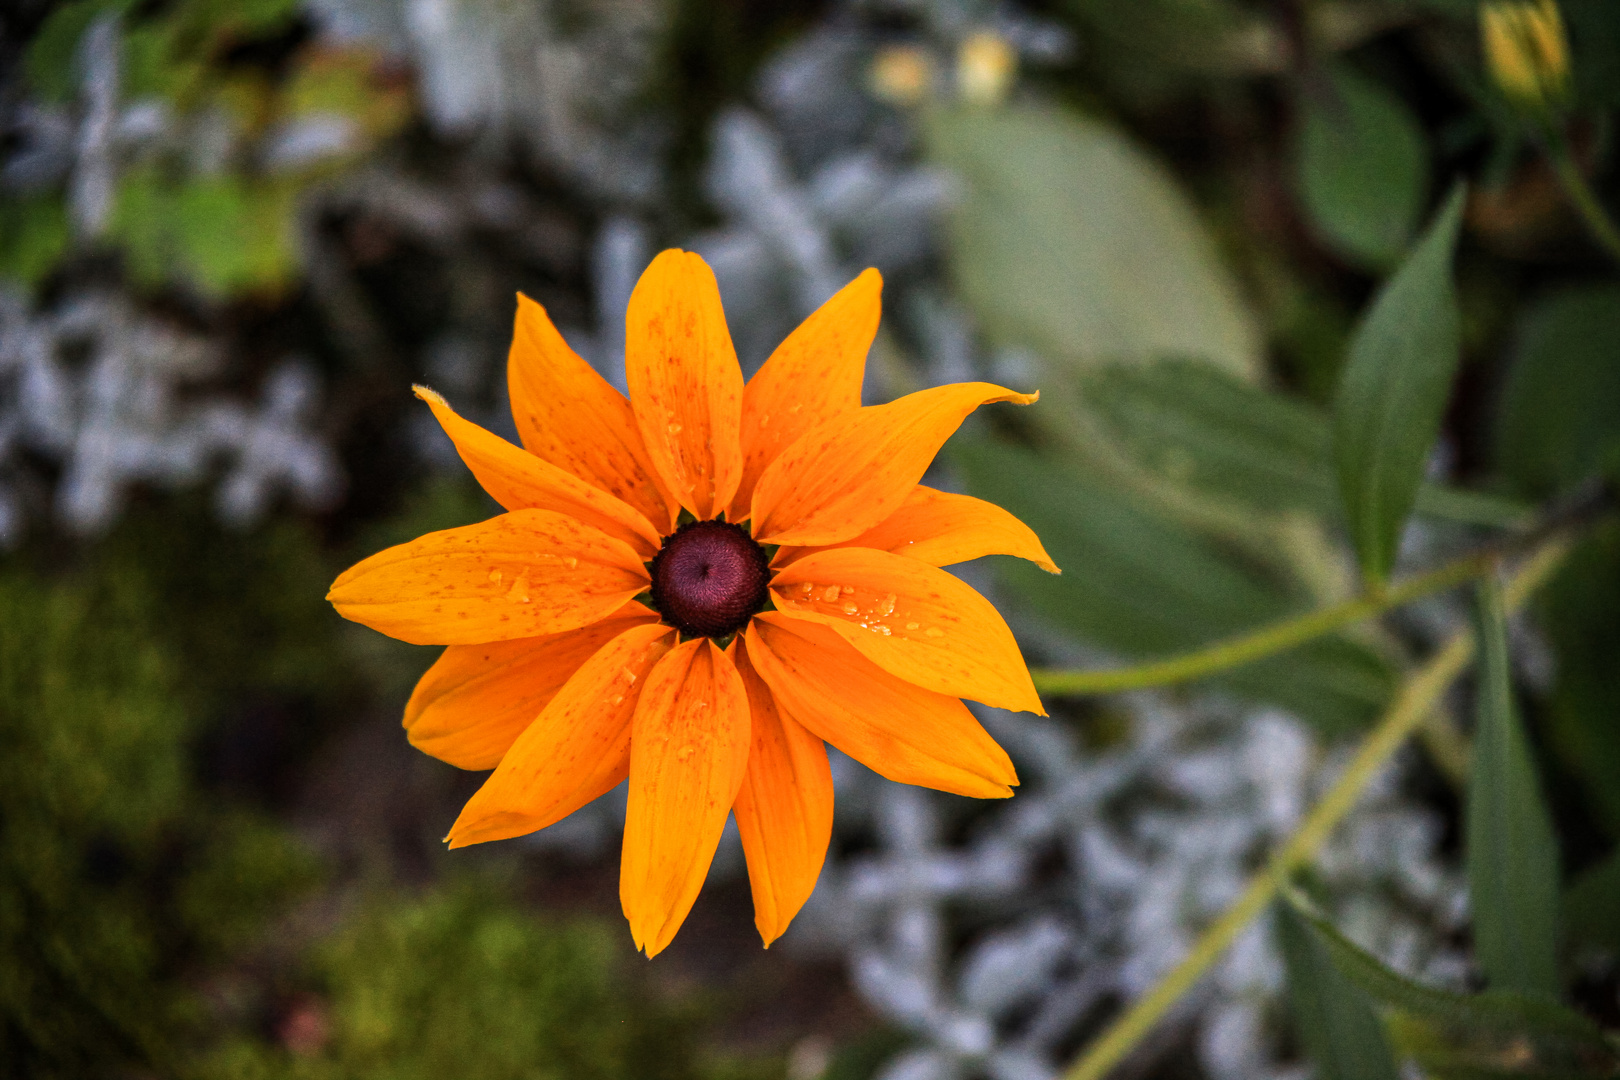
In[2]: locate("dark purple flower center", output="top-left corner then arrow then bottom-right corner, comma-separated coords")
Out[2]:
648,519 -> 770,639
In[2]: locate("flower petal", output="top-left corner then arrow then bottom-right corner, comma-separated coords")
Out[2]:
746,614 -> 1016,798
404,601 -> 661,770
625,250 -> 744,520
327,509 -> 649,645
416,386 -> 662,557
508,293 -> 677,530
446,622 -> 676,848
621,638 -> 751,957
775,484 -> 1059,574
728,269 -> 881,521
751,382 -> 1038,546
730,638 -> 833,948
769,547 -> 1043,714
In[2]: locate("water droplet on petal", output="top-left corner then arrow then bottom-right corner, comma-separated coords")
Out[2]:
925,627 -> 945,638
905,622 -> 920,631
822,585 -> 841,602
613,694 -> 625,705
488,568 -> 503,584
677,744 -> 695,761
841,601 -> 858,615
565,556 -> 578,569
667,422 -> 683,435
879,593 -> 897,616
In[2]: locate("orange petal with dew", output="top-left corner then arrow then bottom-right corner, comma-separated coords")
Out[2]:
774,484 -> 1059,574
746,614 -> 1016,799
416,386 -> 662,557
404,601 -> 661,770
508,293 -> 677,530
751,382 -> 1038,546
728,269 -> 881,520
769,547 -> 1043,714
621,638 -> 751,957
625,250 -> 744,520
327,509 -> 649,645
446,622 -> 676,848
730,637 -> 833,947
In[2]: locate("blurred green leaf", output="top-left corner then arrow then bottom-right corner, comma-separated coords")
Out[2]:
1333,185 -> 1467,584
1294,66 -> 1430,269
1083,358 -> 1531,526
1496,284 -> 1620,497
24,0 -> 129,102
1281,889 -> 1618,1074
1564,846 -> 1620,954
1540,523 -> 1620,837
113,170 -> 299,299
1565,0 -> 1620,107
953,439 -> 1393,732
1275,899 -> 1403,1080
928,103 -> 1261,380
0,195 -> 70,289
1084,359 -> 1335,516
1468,576 -> 1562,998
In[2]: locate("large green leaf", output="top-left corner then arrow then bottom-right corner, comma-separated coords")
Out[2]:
1540,524 -> 1620,837
1496,284 -> 1620,497
928,104 -> 1261,379
1332,185 -> 1467,584
1082,358 -> 1530,526
1275,900 -> 1404,1080
952,439 -> 1392,732
1565,846 -> 1620,954
1281,889 -> 1618,1075
1294,66 -> 1430,269
1468,576 -> 1562,998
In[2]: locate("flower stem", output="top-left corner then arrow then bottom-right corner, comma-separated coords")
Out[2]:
1546,135 -> 1620,266
1032,551 -> 1494,697
1059,535 -> 1573,1080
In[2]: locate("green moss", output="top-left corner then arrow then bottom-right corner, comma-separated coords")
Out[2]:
0,513 -> 328,1078
197,883 -> 757,1080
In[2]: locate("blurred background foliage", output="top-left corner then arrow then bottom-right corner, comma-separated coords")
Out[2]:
3,0 -> 1620,1078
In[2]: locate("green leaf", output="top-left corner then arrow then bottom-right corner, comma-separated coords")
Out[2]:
1082,358 -> 1337,516
927,104 -> 1261,379
1275,900 -> 1404,1080
952,439 -> 1393,732
1280,888 -> 1617,1066
1468,575 -> 1562,999
1082,358 -> 1531,526
0,195 -> 70,289
1332,184 -> 1467,585
112,170 -> 299,299
1565,846 -> 1620,954
1294,66 -> 1431,269
1540,524 -> 1620,837
1496,284 -> 1620,498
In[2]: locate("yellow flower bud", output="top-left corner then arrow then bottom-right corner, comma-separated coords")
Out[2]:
956,30 -> 1017,107
1481,0 -> 1572,112
870,45 -> 935,106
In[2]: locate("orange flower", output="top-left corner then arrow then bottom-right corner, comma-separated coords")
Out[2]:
328,250 -> 1058,956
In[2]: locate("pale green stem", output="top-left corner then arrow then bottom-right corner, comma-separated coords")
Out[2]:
1033,551 -> 1494,697
1546,136 -> 1620,267
1060,536 -> 1572,1080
